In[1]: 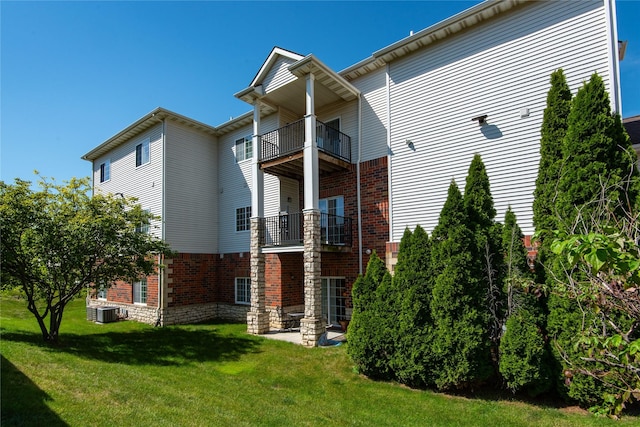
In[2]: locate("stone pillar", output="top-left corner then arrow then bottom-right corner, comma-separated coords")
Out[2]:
247,217 -> 269,334
300,209 -> 325,347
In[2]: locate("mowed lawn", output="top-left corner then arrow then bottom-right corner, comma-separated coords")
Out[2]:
1,297 -> 636,427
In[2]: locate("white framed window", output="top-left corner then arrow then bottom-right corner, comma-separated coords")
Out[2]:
136,209 -> 150,234
97,283 -> 107,300
133,279 -> 147,304
235,277 -> 251,305
235,135 -> 253,162
99,159 -> 110,183
236,206 -> 251,232
319,195 -> 345,244
136,138 -> 150,167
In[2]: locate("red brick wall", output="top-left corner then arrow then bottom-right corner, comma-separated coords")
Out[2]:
104,272 -> 159,306
214,252 -> 251,305
265,253 -> 304,307
168,252 -> 251,307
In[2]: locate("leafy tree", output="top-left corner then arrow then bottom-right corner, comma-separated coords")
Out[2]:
499,207 -> 552,396
392,225 -> 434,387
347,251 -> 393,379
463,154 -> 504,366
548,194 -> 639,416
430,180 -> 492,390
0,176 -> 171,343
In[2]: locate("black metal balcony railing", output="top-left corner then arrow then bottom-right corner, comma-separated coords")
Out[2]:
259,119 -> 351,163
320,212 -> 352,246
316,121 -> 351,163
260,119 -> 305,162
260,212 -> 304,247
259,212 -> 352,247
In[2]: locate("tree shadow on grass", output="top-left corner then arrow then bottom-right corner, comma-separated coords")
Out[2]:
1,354 -> 69,427
1,323 -> 263,367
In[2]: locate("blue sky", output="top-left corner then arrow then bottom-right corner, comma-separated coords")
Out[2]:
2,1 -> 639,185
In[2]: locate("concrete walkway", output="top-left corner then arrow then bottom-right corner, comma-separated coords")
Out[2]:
261,328 -> 346,346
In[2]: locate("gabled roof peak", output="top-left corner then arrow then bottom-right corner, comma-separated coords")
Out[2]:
250,46 -> 305,88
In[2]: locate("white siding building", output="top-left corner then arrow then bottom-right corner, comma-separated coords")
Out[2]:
83,0 -> 627,345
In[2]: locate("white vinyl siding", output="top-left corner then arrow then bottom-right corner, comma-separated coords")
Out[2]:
217,115 -> 283,253
93,124 -> 163,240
387,0 -> 610,240
164,121 -> 218,253
317,100 -> 358,163
262,56 -> 299,95
352,67 -> 389,162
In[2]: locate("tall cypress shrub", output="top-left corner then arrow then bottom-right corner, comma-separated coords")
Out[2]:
392,225 -> 434,387
499,207 -> 551,396
533,68 -> 572,284
533,70 -> 571,238
347,251 -> 393,379
463,154 -> 503,368
430,180 -> 492,390
548,72 -> 639,406
556,73 -> 636,230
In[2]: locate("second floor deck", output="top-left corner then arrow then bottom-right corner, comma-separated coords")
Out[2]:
259,119 -> 352,179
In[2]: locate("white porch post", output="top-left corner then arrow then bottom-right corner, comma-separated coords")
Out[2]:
247,100 -> 269,334
301,73 -> 325,346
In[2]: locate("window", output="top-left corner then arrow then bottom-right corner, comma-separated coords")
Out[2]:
97,283 -> 107,300
236,206 -> 251,232
235,135 -> 253,162
235,277 -> 251,305
99,160 -> 110,183
136,209 -> 150,234
133,279 -> 147,304
319,196 -> 345,244
136,138 -> 150,167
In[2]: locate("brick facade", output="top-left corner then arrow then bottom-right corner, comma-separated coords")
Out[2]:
90,155 -> 390,327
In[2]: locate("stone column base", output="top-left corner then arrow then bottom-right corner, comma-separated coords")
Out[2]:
247,311 -> 270,335
300,317 -> 326,347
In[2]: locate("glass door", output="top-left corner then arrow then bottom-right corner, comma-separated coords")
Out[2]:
321,277 -> 346,326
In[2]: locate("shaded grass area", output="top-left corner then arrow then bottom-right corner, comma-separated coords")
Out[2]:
2,297 -> 638,426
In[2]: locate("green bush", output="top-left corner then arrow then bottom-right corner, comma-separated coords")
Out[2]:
430,180 -> 492,390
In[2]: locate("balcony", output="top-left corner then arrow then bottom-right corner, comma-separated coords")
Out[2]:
259,212 -> 352,250
259,119 -> 351,179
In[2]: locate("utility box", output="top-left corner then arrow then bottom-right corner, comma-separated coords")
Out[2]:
96,307 -> 118,323
86,306 -> 97,322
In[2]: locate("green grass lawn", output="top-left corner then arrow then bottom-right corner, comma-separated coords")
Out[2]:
1,297 -> 637,427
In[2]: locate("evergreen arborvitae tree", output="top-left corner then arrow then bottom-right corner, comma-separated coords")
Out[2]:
499,207 -> 552,396
463,154 -> 503,372
533,69 -> 572,288
556,73 -> 637,231
532,69 -> 572,250
548,72 -> 639,406
430,180 -> 492,390
347,251 -> 394,379
392,225 -> 434,387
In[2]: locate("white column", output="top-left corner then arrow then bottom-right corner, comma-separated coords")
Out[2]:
251,100 -> 264,218
304,73 -> 319,211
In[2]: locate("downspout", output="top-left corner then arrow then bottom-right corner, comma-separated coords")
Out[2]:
386,64 -> 393,250
357,94 -> 363,275
604,0 -> 622,113
156,118 -> 166,327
